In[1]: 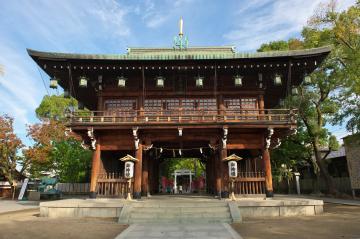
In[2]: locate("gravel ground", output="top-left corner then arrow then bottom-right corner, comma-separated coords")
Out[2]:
232,203 -> 360,239
0,209 -> 127,239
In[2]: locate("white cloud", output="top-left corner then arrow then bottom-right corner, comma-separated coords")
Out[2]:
223,0 -> 357,51
139,0 -> 196,29
87,0 -> 131,37
0,0 -> 133,146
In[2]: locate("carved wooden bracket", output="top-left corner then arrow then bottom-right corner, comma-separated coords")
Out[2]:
222,127 -> 228,149
178,127 -> 183,136
87,127 -> 96,150
265,128 -> 274,149
132,127 -> 139,150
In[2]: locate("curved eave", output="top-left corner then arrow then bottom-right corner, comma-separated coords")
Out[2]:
27,46 -> 331,61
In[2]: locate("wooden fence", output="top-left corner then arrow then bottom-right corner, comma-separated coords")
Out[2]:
232,172 -> 266,195
55,183 -> 90,194
273,177 -> 352,194
96,173 -> 133,198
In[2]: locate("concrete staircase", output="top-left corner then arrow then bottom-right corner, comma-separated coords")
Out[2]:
119,201 -> 241,224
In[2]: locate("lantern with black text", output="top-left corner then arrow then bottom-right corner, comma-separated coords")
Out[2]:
228,161 -> 238,178
124,161 -> 134,179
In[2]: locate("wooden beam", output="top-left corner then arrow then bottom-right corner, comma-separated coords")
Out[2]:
133,144 -> 143,199
89,143 -> 101,198
226,143 -> 262,149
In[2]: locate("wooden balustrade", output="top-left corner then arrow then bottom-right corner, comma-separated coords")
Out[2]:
96,173 -> 133,198
232,171 -> 266,195
70,109 -> 297,126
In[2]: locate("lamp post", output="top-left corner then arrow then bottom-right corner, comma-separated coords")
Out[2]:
119,154 -> 138,200
223,154 -> 242,201
228,161 -> 238,201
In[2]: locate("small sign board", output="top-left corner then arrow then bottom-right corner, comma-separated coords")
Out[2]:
228,161 -> 238,178
124,161 -> 134,179
18,178 -> 29,200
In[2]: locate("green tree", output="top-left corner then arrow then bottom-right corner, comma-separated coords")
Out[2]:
271,126 -> 312,183
257,39 -> 304,52
35,94 -> 77,120
51,139 -> 91,182
0,115 -> 29,198
27,94 -> 92,182
258,11 -> 343,194
308,2 -> 360,132
161,158 -> 204,179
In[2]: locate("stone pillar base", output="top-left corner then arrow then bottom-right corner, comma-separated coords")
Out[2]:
133,192 -> 141,199
266,190 -> 274,197
89,192 -> 97,199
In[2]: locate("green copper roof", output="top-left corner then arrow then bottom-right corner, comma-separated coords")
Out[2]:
27,46 -> 331,61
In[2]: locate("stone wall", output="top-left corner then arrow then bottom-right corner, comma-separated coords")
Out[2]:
344,134 -> 360,190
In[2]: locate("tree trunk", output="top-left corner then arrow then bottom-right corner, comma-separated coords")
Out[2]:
312,140 -> 338,195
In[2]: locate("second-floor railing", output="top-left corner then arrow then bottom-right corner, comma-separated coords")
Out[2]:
69,109 -> 297,125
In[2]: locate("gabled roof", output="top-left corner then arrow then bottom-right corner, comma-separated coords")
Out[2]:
326,146 -> 346,159
27,46 -> 331,61
222,154 -> 243,161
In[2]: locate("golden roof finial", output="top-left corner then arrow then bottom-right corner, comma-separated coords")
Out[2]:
179,17 -> 183,36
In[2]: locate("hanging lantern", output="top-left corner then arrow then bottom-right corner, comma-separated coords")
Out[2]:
78,102 -> 84,110
50,77 -> 58,89
79,76 -> 88,88
292,87 -> 299,95
195,76 -> 204,87
279,99 -> 285,107
64,90 -> 70,98
234,75 -> 243,87
274,74 -> 282,86
117,76 -> 127,88
304,75 -> 311,84
156,76 -> 165,87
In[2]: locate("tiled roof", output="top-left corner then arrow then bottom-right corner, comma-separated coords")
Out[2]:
27,46 -> 331,61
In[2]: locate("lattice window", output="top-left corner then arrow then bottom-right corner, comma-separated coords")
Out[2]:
182,98 -> 217,114
104,99 -> 137,116
241,98 -> 257,109
224,99 -> 241,111
224,98 -> 257,119
144,99 -> 162,115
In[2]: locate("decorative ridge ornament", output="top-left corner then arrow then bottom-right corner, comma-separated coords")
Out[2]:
173,17 -> 189,50
223,154 -> 243,161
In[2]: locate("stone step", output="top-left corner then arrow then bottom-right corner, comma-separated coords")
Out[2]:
131,206 -> 229,214
130,212 -> 231,219
132,202 -> 228,208
118,201 -> 238,224
128,217 -> 233,224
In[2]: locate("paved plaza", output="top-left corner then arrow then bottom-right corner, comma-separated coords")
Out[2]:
0,198 -> 360,239
116,223 -> 242,239
0,200 -> 39,214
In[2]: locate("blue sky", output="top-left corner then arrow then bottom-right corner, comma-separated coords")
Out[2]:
0,0 -> 355,145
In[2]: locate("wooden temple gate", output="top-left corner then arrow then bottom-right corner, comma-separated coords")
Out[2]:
28,30 -> 330,199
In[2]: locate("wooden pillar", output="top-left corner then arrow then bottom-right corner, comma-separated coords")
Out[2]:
153,158 -> 159,193
89,143 -> 101,198
221,146 -> 228,195
142,153 -> 149,196
259,95 -> 264,110
209,153 -> 216,194
263,148 -> 274,197
97,93 -> 103,111
215,150 -> 222,197
134,144 -> 143,199
142,139 -> 151,196
148,153 -> 154,194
